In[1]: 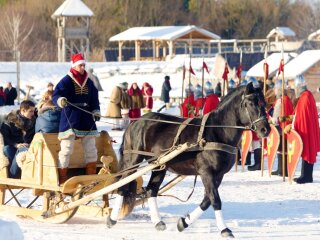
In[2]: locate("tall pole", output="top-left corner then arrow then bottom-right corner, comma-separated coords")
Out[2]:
181,63 -> 186,105
239,49 -> 242,85
201,57 -> 205,110
261,47 -> 268,176
280,44 -> 286,182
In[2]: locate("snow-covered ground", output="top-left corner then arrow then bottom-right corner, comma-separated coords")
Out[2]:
0,60 -> 319,240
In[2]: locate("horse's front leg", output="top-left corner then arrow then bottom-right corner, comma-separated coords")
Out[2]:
177,172 -> 234,238
177,194 -> 210,232
207,174 -> 234,238
145,169 -> 167,231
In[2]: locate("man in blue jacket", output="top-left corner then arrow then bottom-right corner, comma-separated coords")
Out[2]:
53,53 -> 100,184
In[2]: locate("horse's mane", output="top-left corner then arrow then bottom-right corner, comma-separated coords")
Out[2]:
217,86 -> 245,110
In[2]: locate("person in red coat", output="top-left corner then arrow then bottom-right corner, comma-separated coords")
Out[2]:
284,75 -> 320,183
141,82 -> 153,113
128,83 -> 145,119
271,80 -> 294,176
194,84 -> 205,117
181,84 -> 196,118
203,81 -> 220,115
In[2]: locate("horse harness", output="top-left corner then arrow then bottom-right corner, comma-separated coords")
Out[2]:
123,113 -> 238,159
123,91 -> 269,159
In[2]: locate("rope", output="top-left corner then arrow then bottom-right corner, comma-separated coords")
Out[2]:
65,100 -> 250,130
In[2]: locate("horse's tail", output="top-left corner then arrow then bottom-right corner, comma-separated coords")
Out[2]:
118,179 -> 137,219
117,125 -> 138,219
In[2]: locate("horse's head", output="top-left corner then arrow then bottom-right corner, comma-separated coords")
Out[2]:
240,82 -> 271,138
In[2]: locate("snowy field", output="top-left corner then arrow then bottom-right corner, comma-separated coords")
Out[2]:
0,60 -> 319,240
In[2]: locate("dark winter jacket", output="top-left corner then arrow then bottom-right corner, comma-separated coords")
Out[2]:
4,87 -> 17,106
52,73 -> 100,139
0,110 -> 36,146
160,79 -> 171,103
35,106 -> 61,133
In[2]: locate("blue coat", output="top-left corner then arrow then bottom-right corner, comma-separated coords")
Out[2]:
52,73 -> 100,139
35,107 -> 61,133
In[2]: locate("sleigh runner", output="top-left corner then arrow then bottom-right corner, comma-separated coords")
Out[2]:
0,130 -> 190,223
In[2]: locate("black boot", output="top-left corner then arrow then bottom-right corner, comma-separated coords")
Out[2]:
294,160 -> 313,184
271,154 -> 288,176
248,148 -> 261,171
271,154 -> 282,176
245,152 -> 251,165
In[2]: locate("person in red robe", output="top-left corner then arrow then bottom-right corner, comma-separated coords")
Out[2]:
203,81 -> 220,115
271,80 -> 294,176
181,84 -> 196,118
141,82 -> 153,113
128,83 -> 145,119
194,84 -> 205,117
284,75 -> 320,183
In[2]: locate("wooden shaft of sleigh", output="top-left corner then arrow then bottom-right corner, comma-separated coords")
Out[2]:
53,143 -> 190,215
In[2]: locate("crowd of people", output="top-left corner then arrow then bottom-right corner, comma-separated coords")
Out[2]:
0,53 -> 319,186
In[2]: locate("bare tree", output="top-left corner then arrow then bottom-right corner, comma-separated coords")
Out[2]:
0,11 -> 34,54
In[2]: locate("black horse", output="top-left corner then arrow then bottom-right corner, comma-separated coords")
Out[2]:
107,83 -> 270,238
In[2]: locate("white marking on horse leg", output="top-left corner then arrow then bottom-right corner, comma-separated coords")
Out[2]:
148,197 -> 161,224
110,195 -> 124,221
215,210 -> 227,231
185,206 -> 204,225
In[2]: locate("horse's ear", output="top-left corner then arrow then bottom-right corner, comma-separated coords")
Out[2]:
245,82 -> 254,94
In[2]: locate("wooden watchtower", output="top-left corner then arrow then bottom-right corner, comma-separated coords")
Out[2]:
51,0 -> 93,62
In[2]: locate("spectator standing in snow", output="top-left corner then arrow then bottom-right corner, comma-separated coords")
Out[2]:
106,83 -> 123,130
4,82 -> 17,106
160,75 -> 171,109
128,82 -> 145,119
0,87 -> 6,106
141,82 -> 153,114
119,82 -> 131,129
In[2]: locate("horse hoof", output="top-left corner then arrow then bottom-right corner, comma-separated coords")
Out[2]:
177,217 -> 188,232
155,221 -> 166,231
106,215 -> 117,228
221,228 -> 234,238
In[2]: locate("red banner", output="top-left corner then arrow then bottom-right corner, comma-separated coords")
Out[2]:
222,63 -> 229,81
203,61 -> 209,74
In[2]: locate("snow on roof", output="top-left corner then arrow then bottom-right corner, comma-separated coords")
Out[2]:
282,50 -> 320,79
308,29 -> 320,40
267,27 -> 296,39
109,25 -> 220,42
246,52 -> 297,78
51,0 -> 93,19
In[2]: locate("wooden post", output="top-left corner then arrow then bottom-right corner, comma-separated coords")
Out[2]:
261,48 -> 268,176
281,64 -> 286,182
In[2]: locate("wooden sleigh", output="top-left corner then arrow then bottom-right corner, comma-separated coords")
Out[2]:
0,131 -> 187,223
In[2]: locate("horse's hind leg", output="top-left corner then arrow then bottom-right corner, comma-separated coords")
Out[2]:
145,169 -> 166,231
107,153 -> 143,228
177,194 -> 210,232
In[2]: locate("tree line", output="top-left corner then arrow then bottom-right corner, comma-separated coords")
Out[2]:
0,0 -> 319,61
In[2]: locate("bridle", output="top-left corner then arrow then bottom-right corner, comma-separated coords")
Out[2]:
241,93 -> 268,131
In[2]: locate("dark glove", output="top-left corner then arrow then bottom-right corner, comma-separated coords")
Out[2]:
93,111 -> 101,122
279,115 -> 293,122
283,124 -> 292,134
57,97 -> 67,108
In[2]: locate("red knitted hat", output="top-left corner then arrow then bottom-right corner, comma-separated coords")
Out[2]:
71,53 -> 86,67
